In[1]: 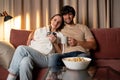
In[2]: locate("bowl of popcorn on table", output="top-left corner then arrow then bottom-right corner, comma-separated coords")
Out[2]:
62,57 -> 91,70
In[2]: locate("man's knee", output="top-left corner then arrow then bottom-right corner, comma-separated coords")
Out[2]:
48,54 -> 61,67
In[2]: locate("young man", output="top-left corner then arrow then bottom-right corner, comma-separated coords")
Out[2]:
46,5 -> 96,80
61,5 -> 96,53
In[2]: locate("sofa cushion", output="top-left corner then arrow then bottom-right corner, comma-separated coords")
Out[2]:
10,29 -> 32,48
95,59 -> 120,72
0,41 -> 15,69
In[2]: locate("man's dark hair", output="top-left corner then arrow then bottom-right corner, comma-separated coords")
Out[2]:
60,5 -> 75,17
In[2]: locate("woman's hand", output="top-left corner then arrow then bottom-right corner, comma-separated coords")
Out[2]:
47,33 -> 62,53
47,34 -> 57,43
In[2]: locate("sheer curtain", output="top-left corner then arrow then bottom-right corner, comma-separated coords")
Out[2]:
0,0 -> 120,41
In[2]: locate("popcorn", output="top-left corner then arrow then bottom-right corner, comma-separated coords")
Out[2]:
64,57 -> 86,62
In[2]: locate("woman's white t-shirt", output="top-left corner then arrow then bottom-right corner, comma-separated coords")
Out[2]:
29,26 -> 64,55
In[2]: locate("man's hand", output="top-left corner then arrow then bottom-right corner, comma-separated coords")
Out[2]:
67,37 -> 77,46
67,37 -> 96,50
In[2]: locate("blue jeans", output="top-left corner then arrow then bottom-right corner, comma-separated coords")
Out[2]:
8,45 -> 49,80
48,51 -> 90,72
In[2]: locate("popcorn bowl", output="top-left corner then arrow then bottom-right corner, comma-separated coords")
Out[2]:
62,57 -> 91,70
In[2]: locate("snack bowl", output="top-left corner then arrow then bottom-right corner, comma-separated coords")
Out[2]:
62,57 -> 91,70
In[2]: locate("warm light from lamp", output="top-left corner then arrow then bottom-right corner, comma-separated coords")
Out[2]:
14,16 -> 21,29
1,11 -> 13,41
26,13 -> 30,30
36,11 -> 40,28
0,19 -> 4,40
46,9 -> 49,26
4,19 -> 13,42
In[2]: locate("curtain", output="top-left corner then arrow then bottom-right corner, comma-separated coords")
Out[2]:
0,0 -> 120,41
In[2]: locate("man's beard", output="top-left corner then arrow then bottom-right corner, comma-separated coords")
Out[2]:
64,20 -> 73,24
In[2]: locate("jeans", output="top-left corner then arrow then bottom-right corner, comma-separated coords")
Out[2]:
8,45 -> 49,80
48,51 -> 90,72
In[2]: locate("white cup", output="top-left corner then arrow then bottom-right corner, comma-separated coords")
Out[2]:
61,36 -> 67,44
61,36 -> 67,53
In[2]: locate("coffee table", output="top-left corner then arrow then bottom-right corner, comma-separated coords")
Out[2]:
61,69 -> 92,80
43,66 -> 120,80
44,67 -> 95,80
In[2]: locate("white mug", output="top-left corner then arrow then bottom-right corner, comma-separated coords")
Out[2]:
61,36 -> 67,44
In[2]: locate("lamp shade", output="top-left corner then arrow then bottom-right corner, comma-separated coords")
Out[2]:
2,11 -> 13,22
4,15 -> 12,22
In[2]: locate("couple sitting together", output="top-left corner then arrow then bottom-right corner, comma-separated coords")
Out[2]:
7,5 -> 96,80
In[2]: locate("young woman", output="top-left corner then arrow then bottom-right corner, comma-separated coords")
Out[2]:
7,14 -> 64,80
